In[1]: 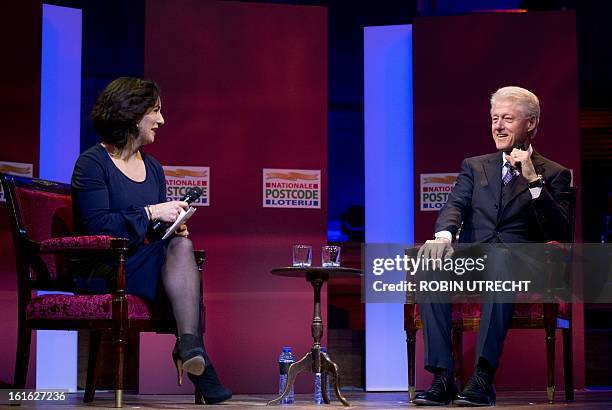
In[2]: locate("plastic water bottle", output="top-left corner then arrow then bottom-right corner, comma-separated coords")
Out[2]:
321,347 -> 332,401
278,347 -> 295,404
314,372 -> 323,404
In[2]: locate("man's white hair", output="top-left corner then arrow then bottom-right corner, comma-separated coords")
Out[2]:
490,86 -> 540,136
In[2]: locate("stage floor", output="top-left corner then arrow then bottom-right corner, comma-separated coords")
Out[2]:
5,390 -> 611,409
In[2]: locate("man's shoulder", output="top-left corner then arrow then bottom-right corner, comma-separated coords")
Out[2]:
532,151 -> 570,173
462,152 -> 499,166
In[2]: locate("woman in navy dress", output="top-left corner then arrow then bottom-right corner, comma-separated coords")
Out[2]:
71,77 -> 231,404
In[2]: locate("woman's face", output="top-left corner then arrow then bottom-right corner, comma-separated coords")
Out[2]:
136,98 -> 164,145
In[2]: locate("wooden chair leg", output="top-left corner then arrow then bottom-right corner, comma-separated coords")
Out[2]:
406,329 -> 417,401
13,323 -> 31,388
544,304 -> 556,403
562,328 -> 574,401
115,332 -> 125,408
452,327 -> 464,390
84,331 -> 101,403
196,289 -> 206,404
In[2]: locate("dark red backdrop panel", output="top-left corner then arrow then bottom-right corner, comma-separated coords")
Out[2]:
413,11 -> 580,242
412,11 -> 583,389
143,0 -> 327,393
0,1 -> 41,387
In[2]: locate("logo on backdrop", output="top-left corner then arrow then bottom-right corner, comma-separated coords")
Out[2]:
420,173 -> 458,211
163,166 -> 210,206
0,161 -> 33,202
263,168 -> 321,209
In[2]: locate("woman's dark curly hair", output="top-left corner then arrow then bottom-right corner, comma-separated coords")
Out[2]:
91,77 -> 160,149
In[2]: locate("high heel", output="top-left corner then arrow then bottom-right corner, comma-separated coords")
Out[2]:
173,334 -> 206,386
188,364 -> 232,404
188,349 -> 232,404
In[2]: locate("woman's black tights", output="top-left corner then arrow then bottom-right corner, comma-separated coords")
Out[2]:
161,236 -> 201,337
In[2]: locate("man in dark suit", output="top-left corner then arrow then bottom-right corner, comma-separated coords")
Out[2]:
414,86 -> 571,406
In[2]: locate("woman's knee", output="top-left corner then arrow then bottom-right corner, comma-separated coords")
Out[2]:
167,236 -> 194,255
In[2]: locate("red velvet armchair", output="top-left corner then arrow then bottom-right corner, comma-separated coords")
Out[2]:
1,173 -> 206,407
404,188 -> 577,403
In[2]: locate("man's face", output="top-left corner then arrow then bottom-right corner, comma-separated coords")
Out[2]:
490,99 -> 535,152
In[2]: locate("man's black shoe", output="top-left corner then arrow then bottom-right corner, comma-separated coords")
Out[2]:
413,373 -> 457,406
454,369 -> 496,407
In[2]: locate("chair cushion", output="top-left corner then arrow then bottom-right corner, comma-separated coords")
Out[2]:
26,294 -> 151,320
40,235 -> 114,250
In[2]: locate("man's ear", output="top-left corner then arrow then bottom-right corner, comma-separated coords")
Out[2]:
527,116 -> 537,132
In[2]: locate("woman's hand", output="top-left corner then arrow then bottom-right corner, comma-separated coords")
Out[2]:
175,223 -> 189,237
150,201 -> 188,223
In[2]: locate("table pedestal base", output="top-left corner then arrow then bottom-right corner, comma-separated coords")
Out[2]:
267,348 -> 350,406
268,267 -> 361,407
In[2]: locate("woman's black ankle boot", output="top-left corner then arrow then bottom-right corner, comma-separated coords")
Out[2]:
188,349 -> 232,404
172,334 -> 206,386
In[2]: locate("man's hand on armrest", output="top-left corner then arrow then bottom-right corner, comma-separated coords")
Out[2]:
417,236 -> 454,261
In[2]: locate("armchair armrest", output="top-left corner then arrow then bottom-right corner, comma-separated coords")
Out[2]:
39,235 -> 129,253
22,235 -> 129,295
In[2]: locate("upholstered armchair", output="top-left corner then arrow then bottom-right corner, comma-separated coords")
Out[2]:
405,188 -> 577,404
1,173 -> 206,407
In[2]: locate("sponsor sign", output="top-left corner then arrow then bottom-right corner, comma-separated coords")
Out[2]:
0,161 -> 33,202
420,173 -> 458,211
163,166 -> 210,206
263,168 -> 321,209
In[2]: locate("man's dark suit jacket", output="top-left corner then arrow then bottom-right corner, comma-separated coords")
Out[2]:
435,150 -> 571,244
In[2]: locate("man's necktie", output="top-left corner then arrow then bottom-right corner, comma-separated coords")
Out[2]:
502,162 -> 516,186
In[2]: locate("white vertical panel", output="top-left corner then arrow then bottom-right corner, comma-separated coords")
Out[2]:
40,4 -> 82,183
364,24 -> 413,391
37,4 -> 82,392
